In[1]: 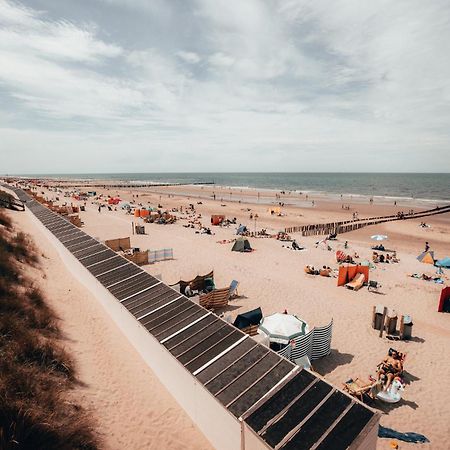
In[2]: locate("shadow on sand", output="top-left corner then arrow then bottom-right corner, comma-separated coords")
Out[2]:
313,349 -> 354,376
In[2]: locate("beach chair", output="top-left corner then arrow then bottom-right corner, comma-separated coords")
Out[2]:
343,378 -> 377,403
368,280 -> 381,292
345,273 -> 365,291
229,280 -> 239,298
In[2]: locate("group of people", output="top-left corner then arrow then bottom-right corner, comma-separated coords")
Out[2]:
372,251 -> 399,263
305,265 -> 333,277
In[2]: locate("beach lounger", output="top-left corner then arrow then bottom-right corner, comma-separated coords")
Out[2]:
229,279 -> 239,298
343,378 -> 377,403
345,273 -> 365,291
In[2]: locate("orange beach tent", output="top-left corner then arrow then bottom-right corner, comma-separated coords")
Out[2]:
417,251 -> 435,264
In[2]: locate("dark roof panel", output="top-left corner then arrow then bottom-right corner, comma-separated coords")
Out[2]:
262,382 -> 333,448
245,370 -> 317,433
196,338 -> 257,384
315,403 -> 375,450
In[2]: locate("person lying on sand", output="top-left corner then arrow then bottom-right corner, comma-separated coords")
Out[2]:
305,265 -> 319,275
319,266 -> 332,277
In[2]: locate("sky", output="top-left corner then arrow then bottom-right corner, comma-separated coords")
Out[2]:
0,0 -> 449,174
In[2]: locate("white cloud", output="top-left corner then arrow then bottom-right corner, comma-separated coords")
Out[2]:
208,52 -> 234,68
0,0 -> 449,172
176,51 -> 201,64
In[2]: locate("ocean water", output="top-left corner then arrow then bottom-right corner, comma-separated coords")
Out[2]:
16,173 -> 450,202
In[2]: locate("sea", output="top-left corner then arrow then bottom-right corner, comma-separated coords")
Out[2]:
10,173 -> 450,203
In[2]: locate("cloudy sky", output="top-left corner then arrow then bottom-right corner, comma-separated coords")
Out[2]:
1,0 -> 449,173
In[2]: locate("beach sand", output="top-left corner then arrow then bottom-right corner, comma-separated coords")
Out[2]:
12,181 -> 450,449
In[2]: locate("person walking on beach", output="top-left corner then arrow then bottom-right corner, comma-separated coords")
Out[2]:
425,241 -> 430,252
98,205 -> 101,213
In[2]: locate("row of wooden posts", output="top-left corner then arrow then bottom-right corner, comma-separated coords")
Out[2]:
285,204 -> 450,237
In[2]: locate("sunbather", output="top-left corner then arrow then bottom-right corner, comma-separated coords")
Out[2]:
304,265 -> 319,275
377,350 -> 403,390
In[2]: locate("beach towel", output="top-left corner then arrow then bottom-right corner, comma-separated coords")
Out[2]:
378,426 -> 429,443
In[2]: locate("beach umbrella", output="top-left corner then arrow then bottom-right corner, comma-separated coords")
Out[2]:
435,257 -> 450,269
371,234 -> 388,241
259,313 -> 309,344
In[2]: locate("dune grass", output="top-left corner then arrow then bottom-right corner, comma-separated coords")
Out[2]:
0,210 -> 99,449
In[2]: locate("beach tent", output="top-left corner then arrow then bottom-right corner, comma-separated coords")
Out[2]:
417,251 -> 435,264
232,237 -> 252,252
259,313 -> 309,345
233,307 -> 263,330
436,257 -> 450,268
438,287 -> 450,313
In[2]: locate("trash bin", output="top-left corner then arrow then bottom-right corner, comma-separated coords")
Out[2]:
400,315 -> 413,340
372,305 -> 384,330
385,309 -> 398,335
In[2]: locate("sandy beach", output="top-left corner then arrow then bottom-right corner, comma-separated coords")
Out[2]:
8,180 -> 450,449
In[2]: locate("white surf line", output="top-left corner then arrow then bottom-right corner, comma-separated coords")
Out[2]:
160,313 -> 212,344
193,335 -> 249,376
119,281 -> 162,303
136,295 -> 183,321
